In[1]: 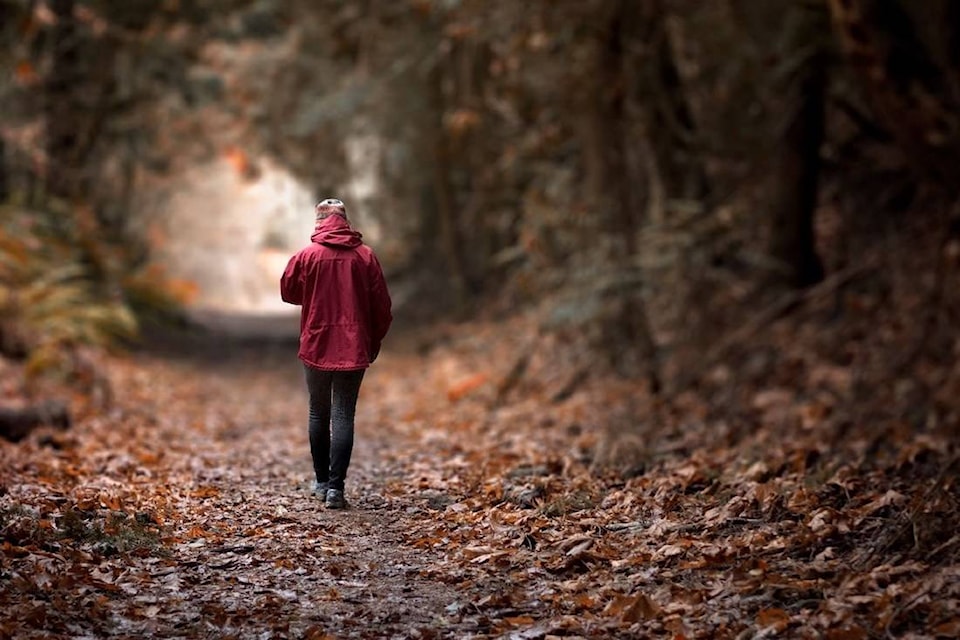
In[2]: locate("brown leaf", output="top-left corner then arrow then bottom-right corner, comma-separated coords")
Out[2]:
622,593 -> 660,623
756,608 -> 790,632
14,60 -> 39,86
824,626 -> 868,640
303,625 -> 336,640
447,373 -> 488,402
933,620 -> 960,637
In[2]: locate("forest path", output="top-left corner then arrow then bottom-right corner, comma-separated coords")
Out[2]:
5,321 -> 957,639
107,329 -> 475,639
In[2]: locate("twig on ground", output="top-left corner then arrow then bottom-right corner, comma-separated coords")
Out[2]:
857,453 -> 959,568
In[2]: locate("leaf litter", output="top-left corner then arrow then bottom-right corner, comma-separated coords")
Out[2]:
1,316 -> 957,639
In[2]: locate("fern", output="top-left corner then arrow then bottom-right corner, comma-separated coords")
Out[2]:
0,206 -> 138,377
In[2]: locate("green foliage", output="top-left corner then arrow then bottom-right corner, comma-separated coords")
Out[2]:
59,508 -> 163,556
0,206 -> 137,376
1,504 -> 163,556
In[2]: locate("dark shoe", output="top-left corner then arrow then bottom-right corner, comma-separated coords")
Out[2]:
312,481 -> 328,497
325,489 -> 346,509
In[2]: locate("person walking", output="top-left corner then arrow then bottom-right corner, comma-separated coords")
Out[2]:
280,198 -> 392,509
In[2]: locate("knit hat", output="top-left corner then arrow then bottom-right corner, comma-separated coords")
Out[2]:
315,198 -> 347,219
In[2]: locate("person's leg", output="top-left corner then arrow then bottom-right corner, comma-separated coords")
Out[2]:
327,369 -> 365,494
304,365 -> 333,489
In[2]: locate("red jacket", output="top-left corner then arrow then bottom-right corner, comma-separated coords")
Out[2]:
280,214 -> 392,370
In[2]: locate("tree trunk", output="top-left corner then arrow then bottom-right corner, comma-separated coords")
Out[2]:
0,136 -> 8,203
45,0 -> 81,200
769,1 -> 827,288
636,0 -> 710,205
427,61 -> 470,308
577,0 -> 661,390
0,0 -> 13,202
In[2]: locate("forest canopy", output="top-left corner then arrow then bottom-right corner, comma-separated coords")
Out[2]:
0,0 -> 958,437
1,0 -> 958,407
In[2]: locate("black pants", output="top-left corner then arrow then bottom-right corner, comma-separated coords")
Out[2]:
304,366 -> 365,492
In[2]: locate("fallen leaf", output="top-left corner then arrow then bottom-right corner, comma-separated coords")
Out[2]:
756,608 -> 790,632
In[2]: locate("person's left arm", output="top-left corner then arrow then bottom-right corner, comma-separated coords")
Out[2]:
367,253 -> 392,361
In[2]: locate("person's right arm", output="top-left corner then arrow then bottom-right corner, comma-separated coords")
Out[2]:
280,253 -> 304,305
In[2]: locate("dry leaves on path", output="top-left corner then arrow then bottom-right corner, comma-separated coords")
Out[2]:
2,319 -> 958,639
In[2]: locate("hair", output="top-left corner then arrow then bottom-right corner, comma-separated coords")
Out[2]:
315,198 -> 347,219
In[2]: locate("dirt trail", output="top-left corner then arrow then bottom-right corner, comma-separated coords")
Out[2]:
105,332 -> 473,639
1,324 -> 494,639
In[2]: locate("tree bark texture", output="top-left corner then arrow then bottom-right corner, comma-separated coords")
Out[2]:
577,0 -> 661,389
43,0 -> 122,207
769,0 -> 827,289
635,0 -> 710,205
427,60 -> 470,308
45,0 -> 81,199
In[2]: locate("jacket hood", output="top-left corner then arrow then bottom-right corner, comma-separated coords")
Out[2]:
311,214 -> 362,249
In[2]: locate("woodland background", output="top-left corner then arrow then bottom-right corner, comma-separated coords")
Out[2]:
4,0 -> 960,389
1,1 -> 959,638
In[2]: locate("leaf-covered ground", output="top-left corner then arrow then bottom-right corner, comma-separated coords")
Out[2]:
1,317 -> 957,639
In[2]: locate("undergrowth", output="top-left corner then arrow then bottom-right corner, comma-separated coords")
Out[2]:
1,503 -> 165,557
